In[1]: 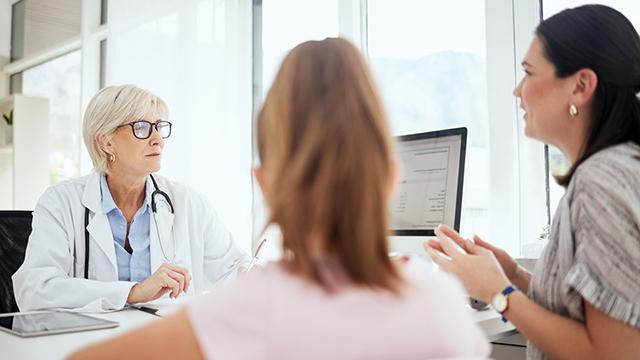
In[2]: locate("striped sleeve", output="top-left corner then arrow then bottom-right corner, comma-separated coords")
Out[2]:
565,154 -> 640,327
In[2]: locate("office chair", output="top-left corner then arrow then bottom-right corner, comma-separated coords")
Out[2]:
0,211 -> 33,314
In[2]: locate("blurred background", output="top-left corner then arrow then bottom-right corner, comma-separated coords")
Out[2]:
1,0 -> 639,258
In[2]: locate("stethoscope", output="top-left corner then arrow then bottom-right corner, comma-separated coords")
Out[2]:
77,174 -> 175,279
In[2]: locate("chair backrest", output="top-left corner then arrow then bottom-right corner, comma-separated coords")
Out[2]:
0,211 -> 33,313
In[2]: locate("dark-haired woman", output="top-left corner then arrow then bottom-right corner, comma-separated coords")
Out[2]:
425,4 -> 640,359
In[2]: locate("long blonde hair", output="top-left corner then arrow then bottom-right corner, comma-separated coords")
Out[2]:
257,38 -> 401,292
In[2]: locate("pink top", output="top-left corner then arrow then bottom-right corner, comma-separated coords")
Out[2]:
187,258 -> 490,359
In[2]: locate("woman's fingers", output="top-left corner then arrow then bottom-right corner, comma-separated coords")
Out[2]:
425,246 -> 451,271
431,226 -> 495,259
435,224 -> 467,249
473,234 -> 495,251
464,238 -> 484,255
435,225 -> 464,258
425,239 -> 444,253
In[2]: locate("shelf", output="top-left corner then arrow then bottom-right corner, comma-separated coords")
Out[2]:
0,146 -> 13,155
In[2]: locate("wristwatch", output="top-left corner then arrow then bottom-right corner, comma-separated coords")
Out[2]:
492,285 -> 517,322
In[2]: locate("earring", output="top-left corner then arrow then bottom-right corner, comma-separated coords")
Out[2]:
569,104 -> 579,117
108,154 -> 115,162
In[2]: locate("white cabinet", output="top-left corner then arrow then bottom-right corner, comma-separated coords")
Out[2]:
0,95 -> 49,210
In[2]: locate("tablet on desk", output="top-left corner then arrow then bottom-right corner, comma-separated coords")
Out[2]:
0,311 -> 119,337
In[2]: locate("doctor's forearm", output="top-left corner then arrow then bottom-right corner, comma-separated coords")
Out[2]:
15,277 -> 135,311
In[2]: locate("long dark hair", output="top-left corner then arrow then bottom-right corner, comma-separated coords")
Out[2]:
536,4 -> 640,186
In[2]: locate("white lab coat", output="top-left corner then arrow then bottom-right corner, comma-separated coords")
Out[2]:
12,172 -> 249,312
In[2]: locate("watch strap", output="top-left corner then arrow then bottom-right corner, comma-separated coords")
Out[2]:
499,285 -> 517,322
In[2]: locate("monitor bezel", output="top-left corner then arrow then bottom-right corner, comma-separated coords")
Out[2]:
392,126 -> 467,236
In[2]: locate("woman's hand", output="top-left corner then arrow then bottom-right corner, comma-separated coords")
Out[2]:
424,225 -> 510,303
467,234 -> 531,292
127,263 -> 191,304
425,226 -> 530,289
470,234 -> 520,282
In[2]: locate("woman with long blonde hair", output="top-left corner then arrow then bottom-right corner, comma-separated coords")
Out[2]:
70,38 -> 488,360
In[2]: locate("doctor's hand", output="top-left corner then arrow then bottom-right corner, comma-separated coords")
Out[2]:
127,263 -> 192,304
424,225 -> 510,303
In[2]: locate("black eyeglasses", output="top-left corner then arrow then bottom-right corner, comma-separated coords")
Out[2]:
117,120 -> 172,139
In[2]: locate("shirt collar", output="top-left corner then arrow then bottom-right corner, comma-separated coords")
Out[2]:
99,173 -> 154,214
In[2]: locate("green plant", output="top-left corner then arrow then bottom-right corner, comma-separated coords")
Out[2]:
539,224 -> 550,241
2,109 -> 13,126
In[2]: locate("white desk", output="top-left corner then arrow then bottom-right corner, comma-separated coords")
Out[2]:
2,308 -> 516,359
1,310 -> 157,360
472,308 -> 518,342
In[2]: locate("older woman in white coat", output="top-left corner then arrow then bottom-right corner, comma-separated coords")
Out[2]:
12,84 -> 249,312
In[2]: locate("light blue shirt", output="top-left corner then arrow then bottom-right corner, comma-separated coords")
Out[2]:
100,174 -> 152,282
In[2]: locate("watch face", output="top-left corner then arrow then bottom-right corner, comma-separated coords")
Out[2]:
492,294 -> 507,313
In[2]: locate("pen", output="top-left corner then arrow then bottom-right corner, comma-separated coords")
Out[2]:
136,306 -> 160,317
247,238 -> 267,270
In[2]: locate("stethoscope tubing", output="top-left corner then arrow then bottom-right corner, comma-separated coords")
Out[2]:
79,174 -> 174,279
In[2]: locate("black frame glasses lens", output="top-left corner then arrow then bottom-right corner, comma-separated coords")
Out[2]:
127,120 -> 172,139
155,121 -> 172,138
132,121 -> 152,139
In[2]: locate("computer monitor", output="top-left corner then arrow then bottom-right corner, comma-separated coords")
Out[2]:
389,127 -> 467,254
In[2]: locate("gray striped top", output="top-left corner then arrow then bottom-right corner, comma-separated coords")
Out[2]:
527,142 -> 640,360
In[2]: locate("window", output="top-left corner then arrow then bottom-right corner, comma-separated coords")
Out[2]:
21,50 -> 82,184
367,0 -> 491,237
5,0 -> 103,208
252,0 -> 341,256
7,0 -> 94,185
261,0 -> 339,93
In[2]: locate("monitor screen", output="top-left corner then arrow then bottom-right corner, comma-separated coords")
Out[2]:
390,127 -> 466,236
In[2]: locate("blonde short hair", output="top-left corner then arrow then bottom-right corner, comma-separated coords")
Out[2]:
83,84 -> 169,173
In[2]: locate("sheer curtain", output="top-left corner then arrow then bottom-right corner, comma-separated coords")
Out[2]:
107,0 -> 253,252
